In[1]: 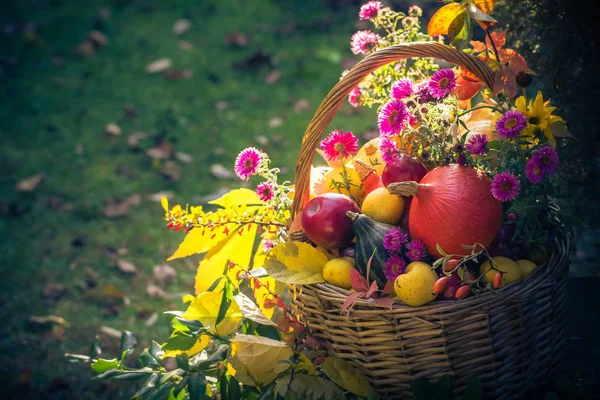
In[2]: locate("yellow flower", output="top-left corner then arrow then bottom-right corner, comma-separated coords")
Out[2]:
515,91 -> 562,148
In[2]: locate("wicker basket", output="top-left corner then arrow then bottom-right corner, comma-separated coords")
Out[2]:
289,42 -> 571,399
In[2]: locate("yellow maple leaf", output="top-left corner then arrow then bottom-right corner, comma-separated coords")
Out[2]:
321,357 -> 375,398
228,334 -> 293,386
183,291 -> 243,336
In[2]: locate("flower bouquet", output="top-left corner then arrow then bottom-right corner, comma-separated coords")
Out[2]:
69,1 -> 573,399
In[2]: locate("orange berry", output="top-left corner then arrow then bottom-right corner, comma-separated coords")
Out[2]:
493,272 -> 503,288
443,259 -> 460,272
455,285 -> 470,299
432,277 -> 448,294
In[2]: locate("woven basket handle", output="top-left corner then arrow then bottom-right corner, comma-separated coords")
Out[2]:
291,42 -> 495,216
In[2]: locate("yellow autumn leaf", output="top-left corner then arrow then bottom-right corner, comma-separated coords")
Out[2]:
427,3 -> 465,36
296,353 -> 316,375
183,291 -> 243,336
167,224 -> 238,261
250,253 -> 285,320
194,224 -> 258,294
474,0 -> 496,14
163,334 -> 210,359
228,334 -> 293,386
321,357 -> 375,398
208,188 -> 263,209
264,242 -> 328,285
161,196 -> 169,212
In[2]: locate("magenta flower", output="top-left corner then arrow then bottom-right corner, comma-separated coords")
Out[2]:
262,239 -> 276,254
495,110 -> 527,139
256,182 -> 275,202
429,69 -> 456,99
415,80 -> 434,103
491,171 -> 521,202
378,100 -> 409,136
406,240 -> 427,262
533,145 -> 559,175
384,255 -> 407,280
465,134 -> 489,156
525,157 -> 544,184
380,137 -> 399,165
359,1 -> 382,20
320,129 -> 359,162
350,30 -> 380,55
391,79 -> 414,100
383,227 -> 408,253
348,88 -> 362,108
234,147 -> 262,181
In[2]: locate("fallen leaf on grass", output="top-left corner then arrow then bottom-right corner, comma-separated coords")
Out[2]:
293,99 -> 309,113
173,19 -> 191,36
269,117 -> 283,128
43,283 -> 66,301
254,136 -> 269,146
153,264 -> 177,286
99,325 -> 122,339
209,164 -> 235,179
161,161 -> 181,181
103,194 -> 142,217
16,173 -> 44,191
127,131 -> 148,147
104,123 -> 121,136
87,31 -> 108,47
116,259 -> 137,274
147,191 -> 174,202
178,40 -> 194,51
175,152 -> 193,163
146,283 -> 167,299
146,58 -> 172,74
144,312 -> 159,327
146,142 -> 173,159
227,32 -> 249,47
215,101 -> 228,111
75,144 -> 84,155
28,315 -> 69,327
233,51 -> 273,71
265,70 -> 281,85
74,41 -> 95,58
164,69 -> 193,80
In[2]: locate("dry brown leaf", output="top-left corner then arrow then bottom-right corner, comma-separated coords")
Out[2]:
215,101 -> 228,111
103,194 -> 142,218
161,161 -> 181,181
265,70 -> 281,85
227,32 -> 249,47
269,117 -> 283,128
173,19 -> 191,36
175,152 -> 193,163
104,123 -> 121,136
87,31 -> 108,47
293,99 -> 309,113
164,69 -> 193,80
146,142 -> 173,159
74,41 -> 95,58
99,325 -> 122,339
153,264 -> 177,286
74,144 -> 84,155
127,131 -> 147,147
16,173 -> 44,192
43,283 -> 66,301
146,58 -> 172,74
144,312 -> 159,327
147,191 -> 174,202
116,259 -> 137,274
29,315 -> 69,327
178,40 -> 194,51
254,136 -> 269,146
146,283 -> 167,299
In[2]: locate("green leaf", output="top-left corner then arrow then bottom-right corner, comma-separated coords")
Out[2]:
436,243 -> 447,257
146,384 -> 172,400
412,378 -> 434,400
434,375 -> 452,400
174,317 -> 204,332
448,11 -> 473,51
120,331 -> 137,360
216,279 -> 233,327
206,276 -> 225,292
229,375 -> 241,399
113,371 -> 153,381
275,374 -> 343,399
175,353 -> 189,371
91,358 -> 119,374
459,376 -> 482,400
188,373 -> 207,400
162,331 -> 197,351
191,344 -> 228,369
131,374 -> 159,399
90,336 -> 102,359
139,341 -> 164,368
219,374 -> 229,400
167,388 -> 186,400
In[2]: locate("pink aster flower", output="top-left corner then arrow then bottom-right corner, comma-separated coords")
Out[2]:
408,5 -> 423,17
406,240 -> 427,262
378,99 -> 409,136
320,129 -> 359,162
262,239 -> 276,254
491,171 -> 521,202
429,69 -> 457,100
495,110 -> 527,139
525,157 -> 544,184
348,87 -> 362,108
415,80 -> 434,103
234,147 -> 262,181
380,137 -> 400,165
383,227 -> 408,253
350,30 -> 380,55
384,255 -> 407,280
465,134 -> 489,156
359,1 -> 382,20
533,145 -> 559,175
256,182 -> 275,202
391,79 -> 414,100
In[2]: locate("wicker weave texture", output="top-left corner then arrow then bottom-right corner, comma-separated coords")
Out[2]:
292,238 -> 570,399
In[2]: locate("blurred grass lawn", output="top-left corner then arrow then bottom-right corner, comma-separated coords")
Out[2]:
0,0 -> 379,398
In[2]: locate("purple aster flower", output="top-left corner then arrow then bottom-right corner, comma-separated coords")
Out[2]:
415,80 -> 434,103
383,227 -> 408,253
495,110 -> 527,139
380,137 -> 400,165
491,171 -> 521,202
391,79 -> 414,100
384,255 -> 407,280
533,145 -> 559,175
234,147 -> 262,180
465,134 -> 489,156
429,69 -> 456,99
348,87 -> 362,108
350,30 -> 380,55
525,157 -> 544,184
359,1 -> 382,20
378,99 -> 409,136
406,240 -> 427,262
256,182 -> 275,202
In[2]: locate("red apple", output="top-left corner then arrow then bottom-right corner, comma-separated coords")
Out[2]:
301,193 -> 359,249
381,155 -> 427,187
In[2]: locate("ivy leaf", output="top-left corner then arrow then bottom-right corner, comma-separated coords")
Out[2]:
139,341 -> 164,367
188,373 -> 206,400
427,3 -> 465,36
321,357 -> 375,398
91,358 -> 119,374
234,292 -> 277,327
89,336 -> 102,359
175,353 -> 189,371
132,374 -> 159,399
264,242 -> 328,285
275,373 -> 343,399
120,331 -> 137,361
162,331 -> 198,352
228,334 -> 293,386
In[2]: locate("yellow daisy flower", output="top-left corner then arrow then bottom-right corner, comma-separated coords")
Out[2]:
515,91 -> 562,148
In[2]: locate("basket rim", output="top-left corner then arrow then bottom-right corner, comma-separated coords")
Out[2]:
299,236 -> 571,312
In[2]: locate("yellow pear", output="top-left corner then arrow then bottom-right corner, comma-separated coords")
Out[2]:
480,256 -> 522,286
394,262 -> 438,306
516,259 -> 537,278
323,257 -> 354,290
361,187 -> 404,225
